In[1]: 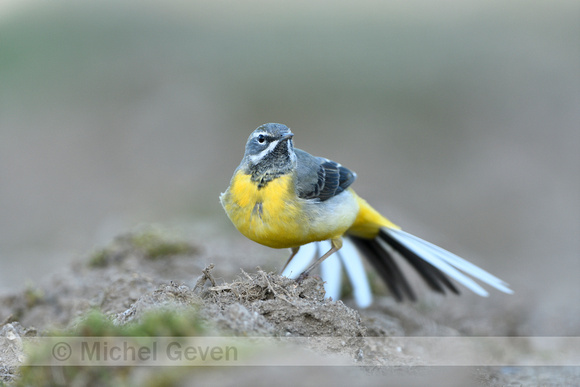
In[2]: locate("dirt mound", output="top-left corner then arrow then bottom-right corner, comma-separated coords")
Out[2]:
0,227 -> 575,386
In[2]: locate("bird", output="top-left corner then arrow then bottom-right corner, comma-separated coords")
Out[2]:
220,123 -> 512,302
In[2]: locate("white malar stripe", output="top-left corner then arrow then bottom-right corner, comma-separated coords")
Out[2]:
386,228 -> 513,295
248,140 -> 280,164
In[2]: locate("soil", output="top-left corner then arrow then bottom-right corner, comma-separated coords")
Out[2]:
0,226 -> 578,386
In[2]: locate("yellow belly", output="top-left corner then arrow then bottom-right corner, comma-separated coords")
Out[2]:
220,172 -> 354,248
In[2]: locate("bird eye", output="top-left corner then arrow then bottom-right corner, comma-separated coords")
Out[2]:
257,134 -> 266,144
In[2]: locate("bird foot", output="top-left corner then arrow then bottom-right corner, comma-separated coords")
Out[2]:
296,271 -> 309,283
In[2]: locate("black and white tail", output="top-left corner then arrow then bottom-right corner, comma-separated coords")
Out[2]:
349,228 -> 513,302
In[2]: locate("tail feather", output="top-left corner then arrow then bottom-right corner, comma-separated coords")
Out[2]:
349,227 -> 513,302
349,236 -> 416,302
389,229 -> 512,293
378,229 -> 460,296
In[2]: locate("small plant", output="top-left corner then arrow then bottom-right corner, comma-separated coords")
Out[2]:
87,226 -> 199,268
17,308 -> 205,386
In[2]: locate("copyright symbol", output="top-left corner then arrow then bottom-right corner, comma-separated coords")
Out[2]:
52,342 -> 72,361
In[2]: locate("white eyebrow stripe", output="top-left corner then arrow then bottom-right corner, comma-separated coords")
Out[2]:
249,139 -> 280,164
251,131 -> 268,139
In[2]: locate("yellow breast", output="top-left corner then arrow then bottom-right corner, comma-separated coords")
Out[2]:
220,171 -> 307,248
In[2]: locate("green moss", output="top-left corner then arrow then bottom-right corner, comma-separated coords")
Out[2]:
128,231 -> 196,260
17,364 -> 132,387
140,368 -> 191,387
125,309 -> 204,337
16,309 -> 206,386
87,227 -> 198,268
88,248 -> 110,268
69,309 -> 121,337
23,283 -> 44,308
0,376 -> 14,386
65,308 -> 204,337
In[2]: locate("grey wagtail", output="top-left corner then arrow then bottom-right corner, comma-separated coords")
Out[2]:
220,123 -> 512,301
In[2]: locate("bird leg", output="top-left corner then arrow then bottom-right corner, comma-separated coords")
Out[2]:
298,238 -> 343,281
280,246 -> 301,274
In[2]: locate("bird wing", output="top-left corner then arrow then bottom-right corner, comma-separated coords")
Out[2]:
294,149 -> 356,202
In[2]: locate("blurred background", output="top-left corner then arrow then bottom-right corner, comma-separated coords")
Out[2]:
0,0 -> 578,334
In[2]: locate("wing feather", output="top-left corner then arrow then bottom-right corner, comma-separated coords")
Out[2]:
295,149 -> 356,202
